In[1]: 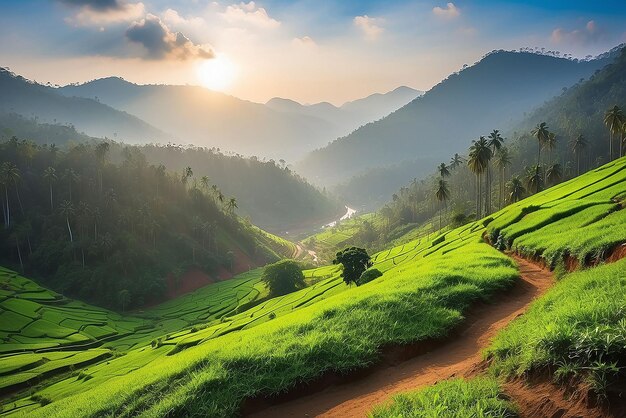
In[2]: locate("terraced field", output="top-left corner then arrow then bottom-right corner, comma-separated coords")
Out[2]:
1,157 -> 624,417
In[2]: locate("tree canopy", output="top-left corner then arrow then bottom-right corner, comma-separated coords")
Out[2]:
333,247 -> 373,286
261,259 -> 305,297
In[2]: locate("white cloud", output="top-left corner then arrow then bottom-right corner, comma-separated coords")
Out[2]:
551,20 -> 602,45
161,8 -> 205,28
292,36 -> 317,48
220,1 -> 280,29
432,2 -> 460,19
353,15 -> 384,40
62,0 -> 145,26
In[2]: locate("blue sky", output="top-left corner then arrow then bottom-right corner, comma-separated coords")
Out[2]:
1,0 -> 625,103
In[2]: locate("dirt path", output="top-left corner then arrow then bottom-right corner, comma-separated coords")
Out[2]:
247,256 -> 554,418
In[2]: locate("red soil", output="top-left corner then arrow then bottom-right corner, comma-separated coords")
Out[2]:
244,256 -> 554,418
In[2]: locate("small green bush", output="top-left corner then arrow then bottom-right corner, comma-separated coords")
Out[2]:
358,269 -> 382,286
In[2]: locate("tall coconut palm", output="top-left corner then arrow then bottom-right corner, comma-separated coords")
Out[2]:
43,166 -> 57,211
546,163 -> 562,185
525,165 -> 543,194
59,200 -> 75,243
449,153 -> 464,170
94,142 -> 110,193
434,178 -> 450,230
604,105 -> 625,160
1,162 -> 20,228
437,162 -> 450,178
225,197 -> 238,214
486,130 -> 504,214
570,134 -> 587,175
493,147 -> 511,209
63,168 -> 79,202
545,132 -> 557,164
530,122 -> 550,166
181,166 -> 193,185
200,176 -> 210,192
506,176 -> 525,203
467,137 -> 491,218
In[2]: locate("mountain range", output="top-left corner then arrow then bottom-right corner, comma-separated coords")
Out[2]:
296,48 -> 620,207
58,79 -> 421,161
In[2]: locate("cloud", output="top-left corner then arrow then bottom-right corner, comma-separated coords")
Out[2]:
220,2 -> 280,29
551,20 -> 602,45
161,8 -> 205,28
126,14 -> 214,60
292,36 -> 317,48
353,15 -> 384,40
58,0 -> 145,25
432,3 -> 460,19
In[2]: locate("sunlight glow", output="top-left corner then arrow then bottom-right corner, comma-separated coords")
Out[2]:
196,56 -> 237,91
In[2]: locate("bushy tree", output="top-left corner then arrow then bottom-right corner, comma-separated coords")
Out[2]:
358,268 -> 382,286
261,259 -> 305,297
333,247 -> 373,286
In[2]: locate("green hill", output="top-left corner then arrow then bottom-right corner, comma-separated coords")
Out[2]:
0,137 -> 294,311
0,69 -> 166,144
297,47 -> 622,208
1,150 -> 623,416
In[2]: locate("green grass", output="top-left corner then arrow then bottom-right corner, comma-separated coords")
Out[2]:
369,377 -> 517,418
2,157 -> 625,417
8,225 -> 516,417
487,258 -> 626,395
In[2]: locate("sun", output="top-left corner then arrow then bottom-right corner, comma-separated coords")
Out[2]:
196,56 -> 237,91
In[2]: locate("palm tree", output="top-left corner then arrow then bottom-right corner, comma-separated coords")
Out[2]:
621,120 -> 626,158
181,166 -> 193,185
545,132 -> 557,164
94,142 -> 110,193
437,163 -> 450,178
506,176 -> 525,203
530,122 -> 550,166
546,163 -> 562,185
449,153 -> 464,170
59,200 -> 75,243
493,147 -> 511,209
63,168 -> 79,202
225,197 -> 238,214
467,137 -> 491,218
525,165 -> 543,194
1,162 -> 21,228
200,176 -> 210,191
435,179 -> 450,230
604,106 -> 625,160
43,166 -> 57,210
486,130 -> 504,214
570,134 -> 587,175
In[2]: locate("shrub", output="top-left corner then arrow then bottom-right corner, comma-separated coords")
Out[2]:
358,268 -> 383,286
261,259 -> 305,297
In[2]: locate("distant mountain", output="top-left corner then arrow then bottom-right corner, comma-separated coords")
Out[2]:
296,50 -> 618,194
0,68 -> 166,143
266,86 -> 423,146
59,79 -> 421,161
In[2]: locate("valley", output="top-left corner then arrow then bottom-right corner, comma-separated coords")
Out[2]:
1,3 -> 626,416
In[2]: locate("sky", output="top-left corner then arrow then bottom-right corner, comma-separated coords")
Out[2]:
1,0 -> 626,105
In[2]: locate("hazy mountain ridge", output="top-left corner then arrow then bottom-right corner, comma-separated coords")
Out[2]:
296,50 -> 617,195
58,80 -> 420,162
0,68 -> 167,143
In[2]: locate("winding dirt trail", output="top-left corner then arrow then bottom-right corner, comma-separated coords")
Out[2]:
247,256 -> 554,418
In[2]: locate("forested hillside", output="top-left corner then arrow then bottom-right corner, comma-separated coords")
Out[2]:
0,137 -> 293,310
297,48 -> 619,196
0,69 -> 166,143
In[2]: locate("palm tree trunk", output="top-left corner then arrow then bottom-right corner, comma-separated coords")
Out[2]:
15,236 -> 23,272
49,183 -> 54,210
609,132 -> 613,161
1,187 -> 7,228
5,187 -> 10,228
66,216 -> 73,243
13,180 -> 24,215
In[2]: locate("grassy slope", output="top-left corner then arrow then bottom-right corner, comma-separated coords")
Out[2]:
371,157 -> 626,416
3,158 -> 624,417
3,221 -> 518,416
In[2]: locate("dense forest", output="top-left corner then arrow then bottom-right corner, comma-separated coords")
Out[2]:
0,113 -> 341,232
0,137 -> 292,310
